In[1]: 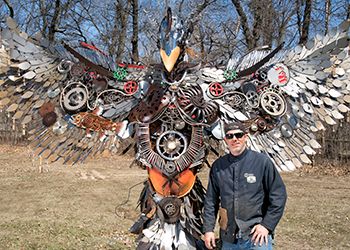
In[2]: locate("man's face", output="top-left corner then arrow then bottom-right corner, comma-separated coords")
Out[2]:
224,129 -> 248,156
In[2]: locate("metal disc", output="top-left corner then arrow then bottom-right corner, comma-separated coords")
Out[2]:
0,98 -> 11,106
272,144 -> 281,152
302,103 -> 313,114
324,116 -> 336,125
310,126 -> 318,132
21,91 -> 34,99
13,110 -> 23,119
331,110 -> 343,119
280,123 -> 293,138
6,103 -> 18,112
323,97 -> 334,106
328,89 -> 341,98
47,88 -> 61,98
21,115 -> 32,125
338,104 -> 349,113
318,85 -> 328,94
309,139 -> 321,149
300,154 -> 312,164
23,71 -> 36,80
52,120 -> 68,135
344,95 -> 350,104
310,96 -> 323,106
303,145 -> 316,155
332,79 -> 343,88
292,157 -> 303,168
33,99 -> 45,109
285,161 -> 296,171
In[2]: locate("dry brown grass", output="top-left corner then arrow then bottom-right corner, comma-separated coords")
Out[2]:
0,145 -> 349,249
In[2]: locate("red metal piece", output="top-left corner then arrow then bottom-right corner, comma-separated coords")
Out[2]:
124,81 -> 139,94
80,41 -> 107,56
88,71 -> 97,79
118,63 -> 145,69
209,82 -> 224,97
274,66 -> 288,85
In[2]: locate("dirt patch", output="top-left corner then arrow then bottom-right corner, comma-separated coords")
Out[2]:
0,145 -> 349,249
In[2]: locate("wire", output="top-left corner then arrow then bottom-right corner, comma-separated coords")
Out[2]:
114,180 -> 145,218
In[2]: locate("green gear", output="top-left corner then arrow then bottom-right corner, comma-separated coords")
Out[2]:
113,67 -> 128,80
224,69 -> 238,80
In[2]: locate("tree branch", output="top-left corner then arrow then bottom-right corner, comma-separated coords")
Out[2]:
231,0 -> 255,50
299,0 -> 313,45
3,0 -> 14,18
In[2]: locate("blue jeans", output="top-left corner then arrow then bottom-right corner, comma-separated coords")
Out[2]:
222,235 -> 273,250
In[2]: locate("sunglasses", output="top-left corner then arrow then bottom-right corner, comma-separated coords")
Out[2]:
225,132 -> 245,140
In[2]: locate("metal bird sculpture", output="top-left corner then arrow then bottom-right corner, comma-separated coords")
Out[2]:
1,8 -> 350,249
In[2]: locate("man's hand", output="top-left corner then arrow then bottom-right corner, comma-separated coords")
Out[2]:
250,224 -> 269,246
204,232 -> 216,249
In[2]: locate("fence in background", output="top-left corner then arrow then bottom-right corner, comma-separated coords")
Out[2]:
0,111 -> 30,145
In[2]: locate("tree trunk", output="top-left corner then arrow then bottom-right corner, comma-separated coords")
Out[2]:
131,0 -> 139,63
231,0 -> 255,50
116,0 -> 131,62
39,0 -> 49,37
324,0 -> 331,35
251,2 -> 262,48
299,0 -> 313,45
48,0 -> 61,42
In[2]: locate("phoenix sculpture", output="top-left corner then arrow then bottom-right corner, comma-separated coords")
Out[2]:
1,8 -> 350,250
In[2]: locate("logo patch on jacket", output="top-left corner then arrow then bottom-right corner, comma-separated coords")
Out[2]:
244,173 -> 256,183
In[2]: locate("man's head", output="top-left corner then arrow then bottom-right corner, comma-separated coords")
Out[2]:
223,122 -> 248,156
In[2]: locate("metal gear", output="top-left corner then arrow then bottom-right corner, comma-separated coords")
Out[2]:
156,130 -> 188,161
246,90 -> 259,108
158,197 -> 182,224
260,91 -> 286,116
60,82 -> 88,112
113,67 -> 128,80
223,69 -> 238,80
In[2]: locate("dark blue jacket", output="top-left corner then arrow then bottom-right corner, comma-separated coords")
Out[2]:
203,149 -> 287,242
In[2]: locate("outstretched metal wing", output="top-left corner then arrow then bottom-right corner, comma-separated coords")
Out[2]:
0,17 -> 149,165
198,20 -> 350,172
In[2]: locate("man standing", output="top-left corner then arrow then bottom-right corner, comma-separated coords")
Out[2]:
203,123 -> 287,250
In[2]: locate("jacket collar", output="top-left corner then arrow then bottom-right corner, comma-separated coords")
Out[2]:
227,148 -> 249,163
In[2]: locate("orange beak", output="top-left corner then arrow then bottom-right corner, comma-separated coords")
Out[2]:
160,46 -> 181,72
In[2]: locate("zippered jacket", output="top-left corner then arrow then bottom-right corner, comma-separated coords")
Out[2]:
203,149 -> 287,242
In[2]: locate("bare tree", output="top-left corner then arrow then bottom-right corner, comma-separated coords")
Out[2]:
231,0 -> 277,50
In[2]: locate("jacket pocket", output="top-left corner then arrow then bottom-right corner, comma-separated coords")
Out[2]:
218,207 -> 228,230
